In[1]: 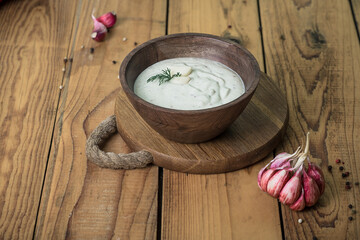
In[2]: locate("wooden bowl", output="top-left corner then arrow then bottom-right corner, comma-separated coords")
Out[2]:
119,33 -> 260,143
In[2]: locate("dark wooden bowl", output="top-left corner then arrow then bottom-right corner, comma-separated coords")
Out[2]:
119,33 -> 260,143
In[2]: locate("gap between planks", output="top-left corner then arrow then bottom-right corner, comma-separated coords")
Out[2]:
256,1 -> 286,238
349,0 -> 360,41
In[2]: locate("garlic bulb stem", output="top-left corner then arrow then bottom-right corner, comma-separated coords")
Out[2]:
292,132 -> 310,170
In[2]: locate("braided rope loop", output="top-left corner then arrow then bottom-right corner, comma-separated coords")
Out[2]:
85,115 -> 153,169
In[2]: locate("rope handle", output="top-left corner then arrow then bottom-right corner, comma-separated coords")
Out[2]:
85,115 -> 153,169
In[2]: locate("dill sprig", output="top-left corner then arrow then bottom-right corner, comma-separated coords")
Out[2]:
147,68 -> 181,85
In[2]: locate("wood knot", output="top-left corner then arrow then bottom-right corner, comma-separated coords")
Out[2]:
222,30 -> 247,46
293,0 -> 312,10
305,27 -> 326,49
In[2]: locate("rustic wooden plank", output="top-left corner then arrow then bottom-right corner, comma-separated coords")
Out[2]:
260,0 -> 360,239
34,0 -> 166,239
0,0 -> 77,239
162,0 -> 282,239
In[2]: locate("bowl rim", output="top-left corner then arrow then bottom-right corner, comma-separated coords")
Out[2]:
119,32 -> 260,114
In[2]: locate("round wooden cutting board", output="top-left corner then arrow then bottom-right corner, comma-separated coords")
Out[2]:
115,73 -> 288,174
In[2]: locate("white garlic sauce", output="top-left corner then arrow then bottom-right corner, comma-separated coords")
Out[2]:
134,58 -> 245,110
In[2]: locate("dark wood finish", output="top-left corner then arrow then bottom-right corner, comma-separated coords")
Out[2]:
118,33 -> 261,143
115,72 -> 288,174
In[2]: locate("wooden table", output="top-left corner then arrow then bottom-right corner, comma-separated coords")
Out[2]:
0,0 -> 359,239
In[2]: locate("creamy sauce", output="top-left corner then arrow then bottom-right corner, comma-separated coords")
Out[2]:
134,58 -> 245,110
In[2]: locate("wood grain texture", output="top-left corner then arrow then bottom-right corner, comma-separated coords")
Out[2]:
162,0 -> 283,238
116,73 -> 288,173
260,0 -> 360,239
0,0 -> 77,239
34,0 -> 166,239
168,0 -> 265,71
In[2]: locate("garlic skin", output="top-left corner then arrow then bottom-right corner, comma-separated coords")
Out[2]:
279,166 -> 303,205
258,166 -> 267,189
91,14 -> 107,42
270,153 -> 292,169
258,147 -> 301,190
303,170 -> 320,207
259,168 -> 277,192
307,161 -> 325,195
97,11 -> 117,28
270,153 -> 291,168
267,169 -> 291,198
290,188 -> 306,211
270,147 -> 300,169
91,31 -> 106,42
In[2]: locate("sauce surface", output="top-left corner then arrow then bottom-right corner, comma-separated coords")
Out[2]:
134,58 -> 245,110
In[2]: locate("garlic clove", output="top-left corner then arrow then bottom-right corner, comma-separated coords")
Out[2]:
303,170 -> 320,207
270,147 -> 301,169
259,168 -> 277,191
258,166 -> 267,189
267,169 -> 291,198
290,188 -> 306,211
170,66 -> 192,77
258,159 -> 276,189
97,11 -> 117,28
169,76 -> 191,85
279,166 -> 303,205
270,152 -> 291,168
91,14 -> 107,42
307,161 -> 325,195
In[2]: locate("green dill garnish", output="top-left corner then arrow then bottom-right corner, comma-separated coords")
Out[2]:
147,68 -> 181,85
